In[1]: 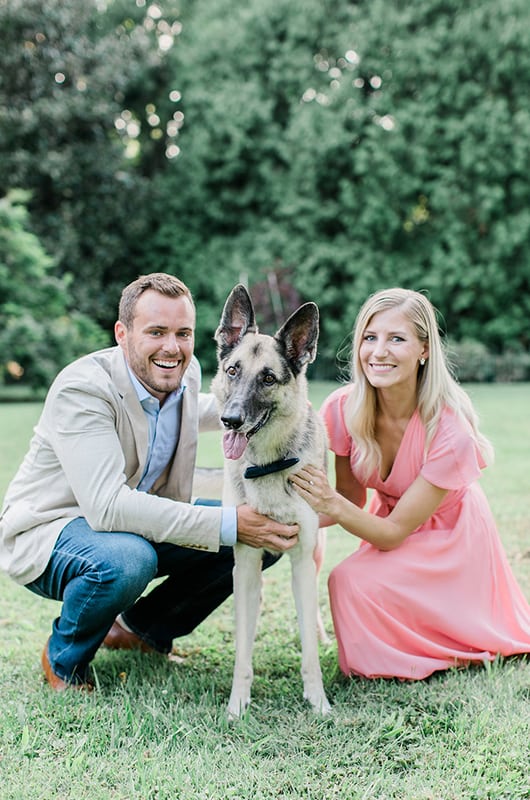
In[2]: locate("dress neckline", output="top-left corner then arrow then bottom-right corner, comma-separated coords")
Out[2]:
378,408 -> 419,484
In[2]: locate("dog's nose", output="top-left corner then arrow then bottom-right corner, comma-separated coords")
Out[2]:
221,414 -> 244,431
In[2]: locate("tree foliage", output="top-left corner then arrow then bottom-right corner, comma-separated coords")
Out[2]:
1,0 -> 529,381
0,0 -> 179,324
144,0 -> 530,374
0,192 -> 108,388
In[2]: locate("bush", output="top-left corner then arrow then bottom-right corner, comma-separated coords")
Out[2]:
0,191 -> 109,390
493,350 -> 530,383
447,338 -> 530,383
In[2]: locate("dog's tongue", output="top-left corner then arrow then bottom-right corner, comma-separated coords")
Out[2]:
223,430 -> 248,460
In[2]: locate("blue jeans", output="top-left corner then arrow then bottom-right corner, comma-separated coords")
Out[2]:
27,517 -> 280,683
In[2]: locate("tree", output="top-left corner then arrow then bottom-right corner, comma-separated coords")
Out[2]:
145,0 -> 530,374
0,0 -> 181,329
0,191 -> 108,388
142,0 -> 352,372
2,0 -> 529,380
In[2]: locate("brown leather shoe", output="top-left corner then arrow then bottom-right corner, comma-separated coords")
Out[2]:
103,619 -> 157,653
41,640 -> 93,692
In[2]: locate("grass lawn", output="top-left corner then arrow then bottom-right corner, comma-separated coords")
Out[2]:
0,382 -> 529,799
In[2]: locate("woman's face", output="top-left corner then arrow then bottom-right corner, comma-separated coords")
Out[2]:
359,306 -> 428,392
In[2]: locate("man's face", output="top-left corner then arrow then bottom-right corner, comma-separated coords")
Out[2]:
115,289 -> 195,403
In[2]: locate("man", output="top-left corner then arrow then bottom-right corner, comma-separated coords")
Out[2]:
0,273 -> 298,690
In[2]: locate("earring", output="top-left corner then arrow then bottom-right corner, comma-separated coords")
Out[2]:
420,357 -> 426,366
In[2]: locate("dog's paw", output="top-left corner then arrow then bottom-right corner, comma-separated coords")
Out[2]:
226,695 -> 250,722
317,697 -> 332,715
304,690 -> 332,715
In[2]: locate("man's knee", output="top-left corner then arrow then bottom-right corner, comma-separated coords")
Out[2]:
100,534 -> 158,602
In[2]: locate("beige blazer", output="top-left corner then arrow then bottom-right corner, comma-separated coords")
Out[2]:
0,346 -> 223,585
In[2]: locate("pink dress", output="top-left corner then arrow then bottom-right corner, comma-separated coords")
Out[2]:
322,385 -> 530,680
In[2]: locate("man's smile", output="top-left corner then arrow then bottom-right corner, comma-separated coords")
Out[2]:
153,359 -> 181,369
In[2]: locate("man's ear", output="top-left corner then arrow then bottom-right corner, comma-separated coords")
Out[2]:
114,320 -> 126,347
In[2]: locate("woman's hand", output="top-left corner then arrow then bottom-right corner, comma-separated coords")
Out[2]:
289,465 -> 338,517
292,464 -> 449,551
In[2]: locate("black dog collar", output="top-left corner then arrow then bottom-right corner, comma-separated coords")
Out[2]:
244,457 -> 300,480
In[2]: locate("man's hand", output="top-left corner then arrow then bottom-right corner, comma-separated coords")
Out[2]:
236,504 -> 299,552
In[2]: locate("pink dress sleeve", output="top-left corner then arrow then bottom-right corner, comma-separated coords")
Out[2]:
320,386 -> 353,457
420,408 -> 487,490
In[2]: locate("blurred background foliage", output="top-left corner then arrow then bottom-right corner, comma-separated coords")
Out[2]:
1,0 -> 529,388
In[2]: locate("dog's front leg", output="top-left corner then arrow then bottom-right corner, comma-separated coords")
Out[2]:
291,550 -> 331,715
313,527 -> 331,645
227,543 -> 263,720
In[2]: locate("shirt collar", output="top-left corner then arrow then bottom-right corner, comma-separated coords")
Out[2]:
125,358 -> 186,409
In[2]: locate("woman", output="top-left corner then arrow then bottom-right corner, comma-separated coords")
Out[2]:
290,288 -> 530,679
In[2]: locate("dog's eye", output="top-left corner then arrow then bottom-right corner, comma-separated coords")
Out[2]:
263,373 -> 276,385
226,366 -> 238,377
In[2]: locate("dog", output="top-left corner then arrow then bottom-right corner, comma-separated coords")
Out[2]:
211,284 -> 331,718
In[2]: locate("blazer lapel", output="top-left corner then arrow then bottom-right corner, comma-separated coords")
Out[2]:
110,347 -> 150,487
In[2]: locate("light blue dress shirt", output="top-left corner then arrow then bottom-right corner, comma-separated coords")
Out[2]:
126,363 -> 236,546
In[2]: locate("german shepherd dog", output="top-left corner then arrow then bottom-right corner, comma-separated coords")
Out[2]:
212,284 -> 331,718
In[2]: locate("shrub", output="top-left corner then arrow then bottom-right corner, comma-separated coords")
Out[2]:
447,339 -> 495,383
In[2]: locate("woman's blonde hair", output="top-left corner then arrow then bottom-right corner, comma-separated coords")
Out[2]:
344,288 -> 493,478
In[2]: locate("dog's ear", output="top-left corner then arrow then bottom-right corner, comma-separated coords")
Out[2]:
215,284 -> 258,357
275,302 -> 319,374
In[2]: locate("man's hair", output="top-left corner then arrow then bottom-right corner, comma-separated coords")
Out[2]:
118,273 -> 194,329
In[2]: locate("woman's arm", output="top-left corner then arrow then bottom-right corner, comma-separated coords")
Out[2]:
291,461 -> 447,550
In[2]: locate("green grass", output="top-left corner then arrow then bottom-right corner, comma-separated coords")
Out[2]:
1,382 -> 530,799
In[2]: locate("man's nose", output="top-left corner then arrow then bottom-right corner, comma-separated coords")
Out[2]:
163,333 -> 180,352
